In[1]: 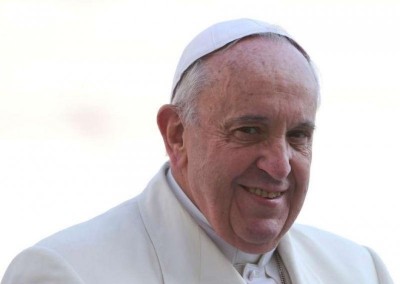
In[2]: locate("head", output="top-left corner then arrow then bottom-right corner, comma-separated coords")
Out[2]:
157,19 -> 319,253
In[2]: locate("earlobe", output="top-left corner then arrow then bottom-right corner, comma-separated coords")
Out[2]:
157,105 -> 186,166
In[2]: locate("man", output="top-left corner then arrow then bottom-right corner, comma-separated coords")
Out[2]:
2,18 -> 393,284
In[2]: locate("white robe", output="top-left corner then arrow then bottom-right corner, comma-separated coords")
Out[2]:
1,163 -> 393,284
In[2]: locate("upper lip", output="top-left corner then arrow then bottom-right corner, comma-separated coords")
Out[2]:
241,184 -> 287,193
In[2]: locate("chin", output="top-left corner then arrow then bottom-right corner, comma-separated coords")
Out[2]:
233,227 -> 283,253
235,238 -> 279,254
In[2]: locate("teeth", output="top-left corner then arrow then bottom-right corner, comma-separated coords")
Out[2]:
248,187 -> 282,199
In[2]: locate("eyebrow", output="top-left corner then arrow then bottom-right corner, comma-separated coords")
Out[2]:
225,115 -> 316,130
295,121 -> 316,130
226,115 -> 269,125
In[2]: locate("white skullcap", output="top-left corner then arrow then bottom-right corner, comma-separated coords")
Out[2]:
171,18 -> 294,100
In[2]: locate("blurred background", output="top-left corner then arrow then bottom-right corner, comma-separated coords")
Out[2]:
1,0 -> 399,281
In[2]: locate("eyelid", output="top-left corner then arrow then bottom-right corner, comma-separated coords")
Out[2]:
288,130 -> 312,137
229,126 -> 266,144
287,129 -> 314,145
237,126 -> 261,133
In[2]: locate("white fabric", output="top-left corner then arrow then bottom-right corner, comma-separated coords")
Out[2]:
242,253 -> 280,284
2,163 -> 394,284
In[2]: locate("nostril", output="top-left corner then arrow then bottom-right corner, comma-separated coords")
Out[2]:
256,153 -> 291,181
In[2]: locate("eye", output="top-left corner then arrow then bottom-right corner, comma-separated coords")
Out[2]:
287,129 -> 313,146
237,126 -> 259,135
230,126 -> 265,144
289,131 -> 308,139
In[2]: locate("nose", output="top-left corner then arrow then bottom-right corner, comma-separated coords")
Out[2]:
256,139 -> 291,181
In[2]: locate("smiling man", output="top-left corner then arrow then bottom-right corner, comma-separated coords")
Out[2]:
159,33 -> 318,257
2,18 -> 393,284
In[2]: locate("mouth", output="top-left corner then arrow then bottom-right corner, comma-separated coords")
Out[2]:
245,186 -> 284,199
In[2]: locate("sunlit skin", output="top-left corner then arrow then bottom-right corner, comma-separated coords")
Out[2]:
158,36 -> 319,254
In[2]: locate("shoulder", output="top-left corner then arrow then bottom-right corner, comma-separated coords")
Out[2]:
282,224 -> 393,283
37,198 -> 144,247
46,196 -> 160,280
2,165 -> 173,284
2,195 -> 164,284
36,163 -> 172,254
290,223 -> 361,245
37,197 -> 143,250
1,246 -> 85,284
288,223 -> 371,258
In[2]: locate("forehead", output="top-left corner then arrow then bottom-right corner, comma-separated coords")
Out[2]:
205,36 -> 316,89
197,37 -> 318,121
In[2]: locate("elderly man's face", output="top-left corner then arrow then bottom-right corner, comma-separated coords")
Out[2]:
176,37 -> 318,253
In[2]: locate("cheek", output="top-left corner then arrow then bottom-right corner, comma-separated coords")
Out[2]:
190,155 -> 245,216
188,168 -> 236,231
187,134 -> 259,207
288,155 -> 311,212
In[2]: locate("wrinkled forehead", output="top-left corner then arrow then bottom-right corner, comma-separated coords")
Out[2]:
196,37 -> 320,115
205,36 -> 318,94
201,35 -> 305,71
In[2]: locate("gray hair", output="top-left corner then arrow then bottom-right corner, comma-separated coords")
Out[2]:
171,33 -> 320,126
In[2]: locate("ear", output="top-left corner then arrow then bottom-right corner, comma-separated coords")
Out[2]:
157,104 -> 186,167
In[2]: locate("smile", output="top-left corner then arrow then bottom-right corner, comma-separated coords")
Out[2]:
246,187 -> 283,199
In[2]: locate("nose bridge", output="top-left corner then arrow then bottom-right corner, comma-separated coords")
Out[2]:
257,137 -> 291,181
